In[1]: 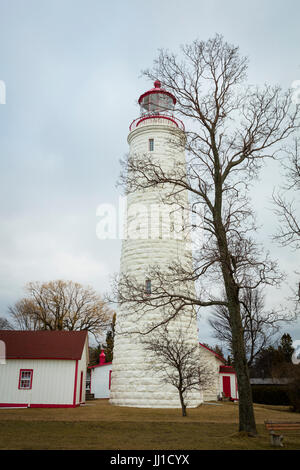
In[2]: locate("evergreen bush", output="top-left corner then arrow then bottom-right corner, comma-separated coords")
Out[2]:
251,385 -> 290,405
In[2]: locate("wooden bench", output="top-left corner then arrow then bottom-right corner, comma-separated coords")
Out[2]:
265,420 -> 300,447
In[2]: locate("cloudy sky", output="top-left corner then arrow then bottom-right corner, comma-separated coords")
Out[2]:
0,0 -> 299,348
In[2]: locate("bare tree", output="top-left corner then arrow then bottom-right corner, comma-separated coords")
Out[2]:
9,298 -> 44,331
272,138 -> 300,306
142,326 -> 213,416
0,317 -> 13,330
209,287 -> 293,367
273,138 -> 300,250
114,35 -> 300,435
9,280 -> 112,341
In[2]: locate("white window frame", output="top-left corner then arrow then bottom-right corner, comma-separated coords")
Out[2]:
18,369 -> 33,390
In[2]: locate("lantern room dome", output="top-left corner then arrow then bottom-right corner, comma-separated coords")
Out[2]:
129,81 -> 184,132
138,80 -> 176,115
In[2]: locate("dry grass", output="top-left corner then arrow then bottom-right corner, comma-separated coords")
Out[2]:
0,400 -> 299,450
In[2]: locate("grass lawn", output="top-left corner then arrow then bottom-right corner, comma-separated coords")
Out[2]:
0,400 -> 300,450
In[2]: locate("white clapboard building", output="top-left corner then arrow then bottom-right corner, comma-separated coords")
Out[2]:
0,330 -> 89,408
87,350 -> 112,399
199,343 -> 238,401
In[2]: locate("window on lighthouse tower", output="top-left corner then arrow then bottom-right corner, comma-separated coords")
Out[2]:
149,138 -> 154,151
145,279 -> 152,295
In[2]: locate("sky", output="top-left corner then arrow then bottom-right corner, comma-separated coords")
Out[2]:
0,0 -> 299,350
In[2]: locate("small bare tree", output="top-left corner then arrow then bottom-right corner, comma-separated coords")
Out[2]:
209,287 -> 294,367
9,280 -> 112,341
142,326 -> 213,416
114,35 -> 300,435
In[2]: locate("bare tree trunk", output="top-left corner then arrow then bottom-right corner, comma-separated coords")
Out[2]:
214,170 -> 257,433
178,390 -> 187,417
228,292 -> 256,434
221,252 -> 256,433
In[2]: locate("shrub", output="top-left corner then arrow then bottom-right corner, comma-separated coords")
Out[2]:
287,376 -> 300,412
251,385 -> 290,406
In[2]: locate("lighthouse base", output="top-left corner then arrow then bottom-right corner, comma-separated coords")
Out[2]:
109,400 -> 203,408
109,362 -> 203,409
109,395 -> 203,409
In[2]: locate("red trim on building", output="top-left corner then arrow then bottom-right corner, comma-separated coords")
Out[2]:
31,403 -> 80,408
222,375 -> 231,397
88,361 -> 112,369
73,360 -> 78,406
0,403 -> 80,408
18,369 -> 33,390
219,365 -> 236,374
8,357 -> 80,360
138,84 -> 176,105
129,115 -> 185,132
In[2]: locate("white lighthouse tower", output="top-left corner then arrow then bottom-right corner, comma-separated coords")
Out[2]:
109,81 -> 203,408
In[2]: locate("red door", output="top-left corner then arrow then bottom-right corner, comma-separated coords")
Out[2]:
223,376 -> 231,397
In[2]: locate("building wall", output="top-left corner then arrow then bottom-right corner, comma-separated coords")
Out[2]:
198,346 -> 222,401
219,373 -> 238,400
0,359 -> 76,407
74,336 -> 89,405
90,364 -> 112,398
0,337 -> 89,407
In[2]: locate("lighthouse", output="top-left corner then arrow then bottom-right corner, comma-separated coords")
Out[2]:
109,81 -> 203,408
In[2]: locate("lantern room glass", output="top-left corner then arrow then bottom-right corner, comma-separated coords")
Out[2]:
140,92 -> 175,116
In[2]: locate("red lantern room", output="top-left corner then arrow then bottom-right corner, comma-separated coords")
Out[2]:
129,81 -> 184,132
138,80 -> 176,115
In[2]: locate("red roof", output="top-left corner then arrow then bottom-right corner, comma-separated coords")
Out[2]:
0,330 -> 88,360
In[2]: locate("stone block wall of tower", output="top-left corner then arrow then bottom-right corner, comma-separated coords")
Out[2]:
109,118 -> 203,408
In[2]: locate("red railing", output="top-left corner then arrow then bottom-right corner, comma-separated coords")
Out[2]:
129,114 -> 185,132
